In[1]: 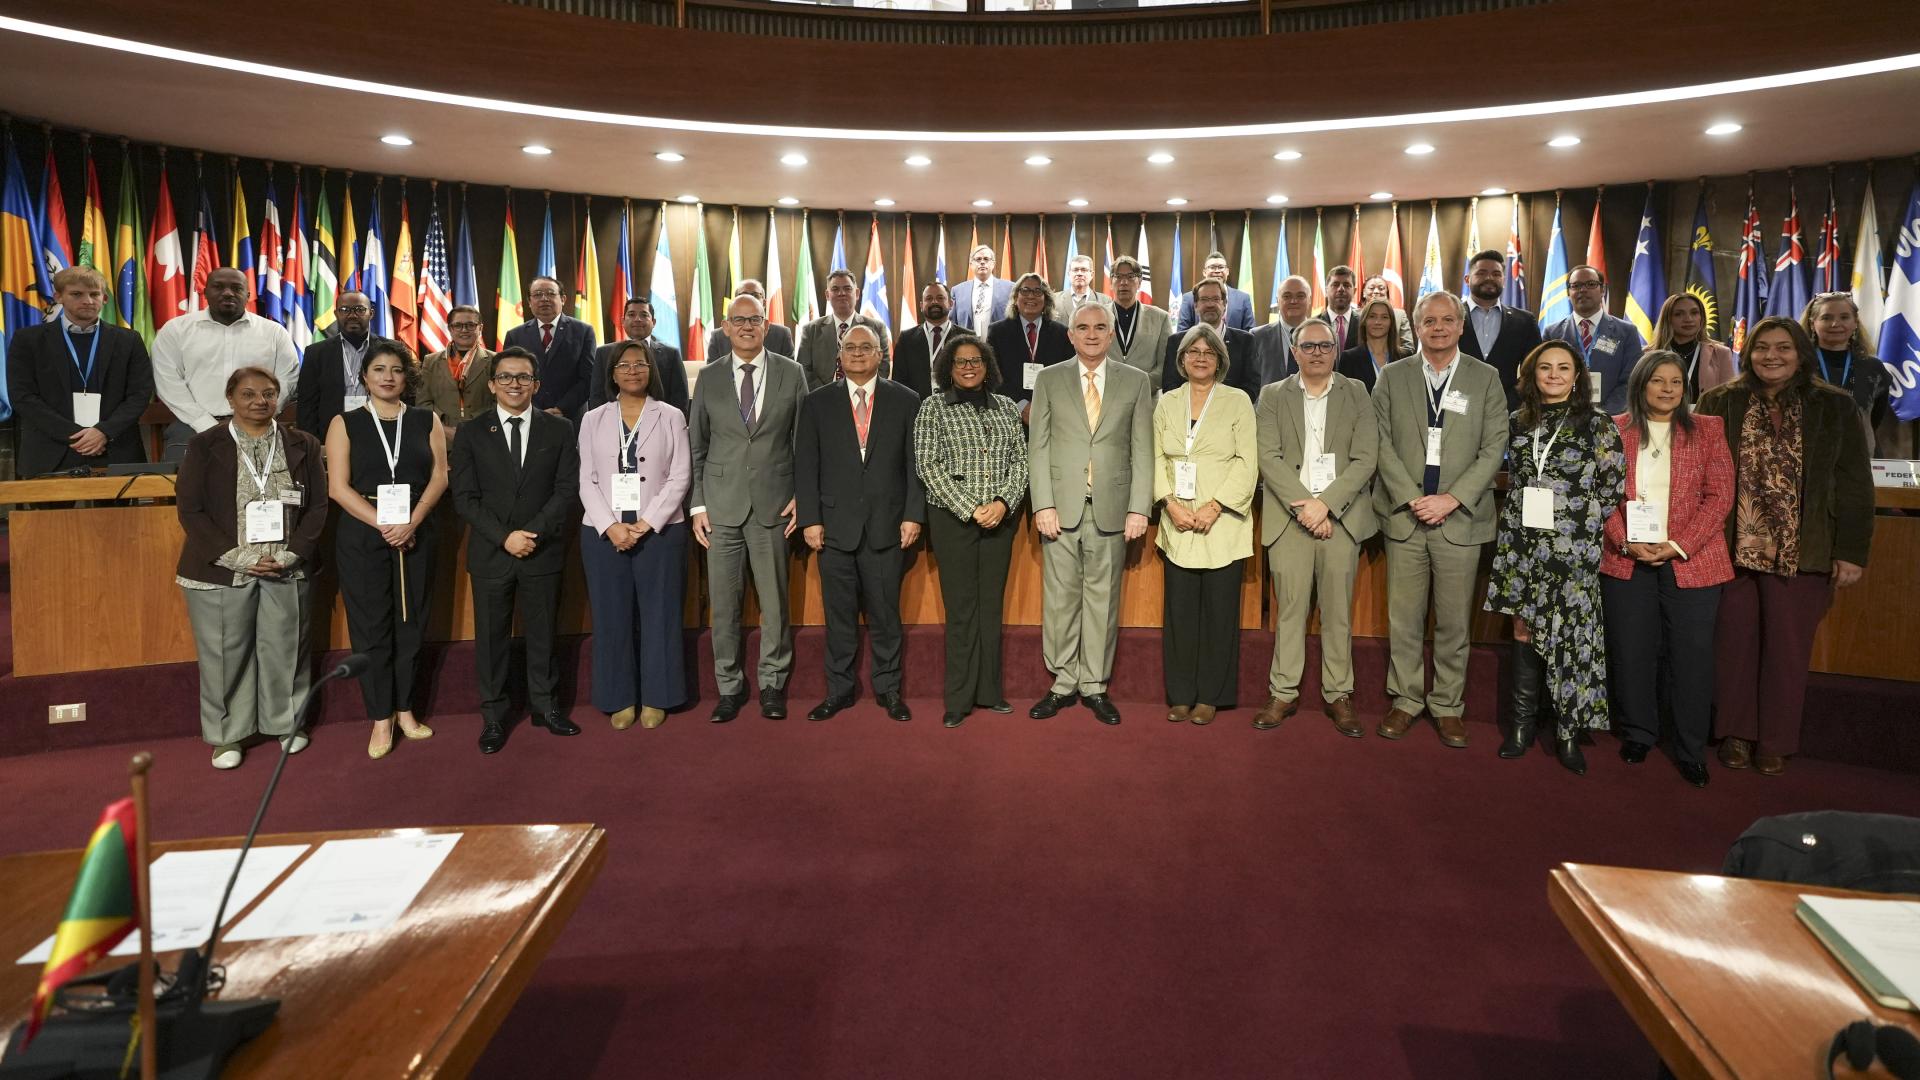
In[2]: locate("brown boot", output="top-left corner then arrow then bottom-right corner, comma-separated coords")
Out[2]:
1434,713 -> 1469,748
1252,697 -> 1296,730
1189,704 -> 1217,726
1717,736 -> 1753,770
1754,753 -> 1788,776
1377,707 -> 1418,740
1327,698 -> 1363,738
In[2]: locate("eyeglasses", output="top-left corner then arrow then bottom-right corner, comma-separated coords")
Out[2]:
492,372 -> 538,385
528,290 -> 561,299
1296,341 -> 1336,354
950,356 -> 986,368
612,361 -> 651,373
336,305 -> 370,315
1568,282 -> 1604,292
843,344 -> 880,356
726,315 -> 766,327
1110,274 -> 1141,283
449,322 -> 482,332
1015,287 -> 1048,297
1184,347 -> 1220,359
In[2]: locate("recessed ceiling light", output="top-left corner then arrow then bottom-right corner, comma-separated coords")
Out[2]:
904,155 -> 931,167
777,196 -> 800,206
380,134 -> 413,147
1369,192 -> 1394,201
874,198 -> 895,207
1266,194 -> 1289,205
1405,143 -> 1435,156
1148,152 -> 1175,165
972,199 -> 994,208
1480,187 -> 1509,196
1273,150 -> 1303,161
1067,198 -> 1089,208
1547,135 -> 1582,148
780,152 -> 808,166
1025,155 -> 1051,166
1166,197 -> 1188,206
675,194 -> 699,203
1705,121 -> 1743,136
521,144 -> 552,156
655,151 -> 684,162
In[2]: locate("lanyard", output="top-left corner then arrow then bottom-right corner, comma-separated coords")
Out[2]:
1183,384 -> 1217,455
231,423 -> 282,496
1530,420 -> 1564,480
1424,362 -> 1459,425
619,410 -> 644,472
1115,306 -> 1136,353
1819,351 -> 1852,387
365,403 -> 405,482
62,325 -> 101,388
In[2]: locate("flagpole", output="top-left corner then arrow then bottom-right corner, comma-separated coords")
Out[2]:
129,751 -> 157,1080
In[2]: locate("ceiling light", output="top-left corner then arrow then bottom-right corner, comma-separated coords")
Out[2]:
972,199 -> 993,208
380,134 -> 413,147
1547,134 -> 1582,148
675,194 -> 699,203
1480,187 -> 1509,196
1273,150 -> 1303,161
1166,197 -> 1188,206
1705,121 -> 1743,135
1369,192 -> 1394,201
904,155 -> 931,167
1067,198 -> 1089,208
1148,152 -> 1175,164
874,198 -> 895,207
1266,194 -> 1289,205
1405,143 -> 1435,155
521,144 -> 552,156
1025,155 -> 1052,166
777,196 -> 800,206
655,151 -> 684,162
780,152 -> 808,166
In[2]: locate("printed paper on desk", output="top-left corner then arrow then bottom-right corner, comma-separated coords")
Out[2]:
224,833 -> 461,941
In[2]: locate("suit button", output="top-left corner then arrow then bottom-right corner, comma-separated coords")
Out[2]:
639,476 -> 647,482
638,456 -> 645,462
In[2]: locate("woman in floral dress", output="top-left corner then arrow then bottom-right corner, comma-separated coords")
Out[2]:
1487,340 -> 1626,775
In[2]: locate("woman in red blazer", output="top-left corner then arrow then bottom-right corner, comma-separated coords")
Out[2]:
1600,350 -> 1735,788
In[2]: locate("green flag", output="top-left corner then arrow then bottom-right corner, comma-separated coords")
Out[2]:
689,204 -> 715,364
495,202 -> 522,347
312,179 -> 337,340
112,148 -> 150,340
792,211 -> 817,325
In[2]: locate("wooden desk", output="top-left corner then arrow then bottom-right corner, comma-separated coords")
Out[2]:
1549,862 -> 1920,1080
0,823 -> 606,1078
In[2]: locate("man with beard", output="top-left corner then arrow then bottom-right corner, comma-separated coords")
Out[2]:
1459,249 -> 1542,408
891,281 -> 956,398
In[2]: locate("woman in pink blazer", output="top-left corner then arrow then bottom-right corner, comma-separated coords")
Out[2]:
1600,349 -> 1735,787
578,341 -> 692,731
1652,293 -> 1737,401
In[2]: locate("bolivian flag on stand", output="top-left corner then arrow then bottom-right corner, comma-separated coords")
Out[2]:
24,798 -> 140,1047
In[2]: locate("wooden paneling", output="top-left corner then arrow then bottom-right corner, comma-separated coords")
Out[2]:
1810,515 -> 1920,681
11,505 -> 198,675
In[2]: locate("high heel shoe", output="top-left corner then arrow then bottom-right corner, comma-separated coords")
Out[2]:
368,719 -> 396,760
397,713 -> 434,740
1554,736 -> 1588,775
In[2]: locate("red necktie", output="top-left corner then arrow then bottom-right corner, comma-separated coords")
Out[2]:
930,324 -> 943,357
853,387 -> 871,454
1025,321 -> 1038,359
1335,315 -> 1347,355
541,324 -> 554,351
1580,318 -> 1594,352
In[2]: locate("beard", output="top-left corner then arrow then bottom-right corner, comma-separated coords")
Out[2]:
1470,279 -> 1503,302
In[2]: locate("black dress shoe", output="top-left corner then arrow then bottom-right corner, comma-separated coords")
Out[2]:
533,708 -> 581,736
1029,691 -> 1077,718
986,701 -> 1013,714
942,712 -> 967,728
710,693 -> 746,724
478,720 -> 507,754
807,694 -> 855,722
876,692 -> 912,722
1554,736 -> 1588,776
760,688 -> 788,720
1619,740 -> 1652,764
1677,761 -> 1710,788
1083,693 -> 1122,726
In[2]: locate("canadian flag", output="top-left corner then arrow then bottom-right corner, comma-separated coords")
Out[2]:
146,169 -> 188,328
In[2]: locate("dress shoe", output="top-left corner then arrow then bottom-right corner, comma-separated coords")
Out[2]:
1326,698 -> 1362,738
1252,697 -> 1296,731
710,693 -> 747,724
211,745 -> 244,770
398,714 -> 433,740
281,731 -> 311,754
1554,736 -> 1588,775
368,721 -> 395,761
1619,740 -> 1651,764
1084,693 -> 1122,726
942,711 -> 967,728
986,701 -> 1014,714
1677,761 -> 1710,788
1434,713 -> 1469,749
1189,704 -> 1217,726
807,694 -> 856,722
1377,708 -> 1417,740
478,720 -> 508,754
534,709 -> 581,736
610,706 -> 638,731
1716,736 -> 1753,770
639,707 -> 667,729
1754,754 -> 1788,776
876,692 -> 912,722
1029,691 -> 1077,718
760,688 -> 788,720
1166,705 -> 1191,724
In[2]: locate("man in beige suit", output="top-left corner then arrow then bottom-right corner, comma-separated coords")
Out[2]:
1370,290 -> 1509,747
1254,319 -> 1378,734
796,269 -> 891,389
1028,300 -> 1154,725
1104,255 -> 1171,386
415,304 -> 495,438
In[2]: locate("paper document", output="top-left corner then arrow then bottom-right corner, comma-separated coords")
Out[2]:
224,833 -> 461,942
1799,894 -> 1920,1008
17,845 -> 309,965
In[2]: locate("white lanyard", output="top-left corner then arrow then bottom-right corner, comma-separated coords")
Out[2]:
231,423 -> 281,495
1425,361 -> 1459,421
1530,420 -> 1564,479
619,409 -> 645,471
365,402 -> 405,482
1184,385 -> 1217,456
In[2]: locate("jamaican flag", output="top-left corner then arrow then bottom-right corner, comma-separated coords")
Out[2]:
24,798 -> 140,1046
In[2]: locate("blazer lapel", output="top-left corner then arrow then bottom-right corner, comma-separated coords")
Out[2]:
1324,377 -> 1349,456
1281,380 -> 1305,457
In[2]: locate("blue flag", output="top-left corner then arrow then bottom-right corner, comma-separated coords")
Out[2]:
1878,182 -> 1920,422
1624,189 -> 1666,342
1764,190 -> 1810,319
1502,198 -> 1528,310
647,205 -> 681,353
830,216 -> 847,273
1168,215 -> 1184,310
362,195 -> 392,337
1271,210 -> 1292,315
1536,202 -> 1571,327
453,197 -> 479,308
537,200 -> 557,281
0,136 -> 44,419
1682,189 -> 1721,340
1732,191 -> 1770,354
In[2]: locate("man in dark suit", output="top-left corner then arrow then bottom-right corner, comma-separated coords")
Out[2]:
892,281 -> 957,399
502,276 -> 597,419
588,297 -> 689,413
795,325 -> 926,722
6,267 -> 153,477
448,347 -> 583,754
795,269 -> 891,389
987,273 -> 1073,407
951,245 -> 1014,333
295,291 -> 392,436
1251,274 -> 1314,388
1173,251 -> 1256,333
705,278 -> 794,361
1460,249 -> 1543,408
1313,265 -> 1364,357
1163,278 -> 1259,399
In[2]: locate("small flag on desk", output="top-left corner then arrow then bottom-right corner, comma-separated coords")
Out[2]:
24,798 -> 140,1048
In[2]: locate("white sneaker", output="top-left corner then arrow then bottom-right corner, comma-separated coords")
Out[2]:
281,732 -> 310,755
211,746 -> 244,770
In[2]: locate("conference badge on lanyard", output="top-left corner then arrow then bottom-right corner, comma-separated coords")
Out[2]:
1522,423 -> 1562,532
611,418 -> 645,513
367,404 -> 412,526
234,426 -> 286,544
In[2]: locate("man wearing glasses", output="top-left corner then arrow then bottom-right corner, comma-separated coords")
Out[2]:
1162,278 -> 1258,398
296,290 -> 394,437
986,272 -> 1072,407
150,266 -> 303,461
417,303 -> 496,437
704,279 -> 794,362
502,275 -> 597,420
797,269 -> 890,390
1103,255 -> 1171,386
588,297 -> 690,414
1541,264 -> 1643,413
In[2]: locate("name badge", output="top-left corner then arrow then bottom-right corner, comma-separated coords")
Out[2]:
611,473 -> 644,512
1521,486 -> 1556,531
1626,499 -> 1668,543
1588,371 -> 1604,404
344,391 -> 370,413
1440,390 -> 1469,415
71,392 -> 102,427
1593,337 -> 1619,356
1309,453 -> 1337,494
1024,362 -> 1043,390
376,483 -> 412,526
278,485 -> 303,506
245,499 -> 285,544
1173,461 -> 1198,501
1425,426 -> 1444,467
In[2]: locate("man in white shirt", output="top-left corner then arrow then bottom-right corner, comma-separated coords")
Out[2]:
150,266 -> 301,461
1052,255 -> 1111,322
951,246 -> 1014,334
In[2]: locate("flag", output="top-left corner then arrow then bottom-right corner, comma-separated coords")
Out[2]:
1418,203 -> 1445,301
686,203 -> 713,364
1462,196 -> 1482,292
145,162 -> 187,330
1308,209 -> 1325,312
339,178 -> 357,293
361,191 -> 392,337
860,215 -> 891,328
764,208 -> 785,328
229,174 -> 256,312
648,202 -> 682,353
727,206 -> 744,298
898,216 -> 917,332
934,216 -> 949,288
495,201 -> 522,345
257,176 -> 283,324
390,195 -> 418,352
1585,192 -> 1607,278
1503,197 -> 1529,309
830,214 -> 847,272
1536,200 -> 1572,328
1346,205 -> 1366,282
1169,213 -> 1186,312
1683,187 -> 1721,341
23,798 -> 139,1049
1065,215 -> 1080,290
608,202 -> 631,334
36,148 -> 70,307
1136,215 -> 1154,307
1032,218 -> 1048,279
1852,181 -> 1885,353
999,216 -> 1012,279
1380,204 -> 1406,308
2,137 -> 43,415
793,210 -> 819,325
1624,187 -> 1666,342
536,198 -> 557,281
78,149 -> 116,326
188,184 -> 218,312
1879,181 -> 1920,421
1236,212 -> 1255,304
112,146 -> 149,338
572,205 -> 603,347
283,175 -> 310,346
453,193 -> 478,310
1764,187 -> 1810,319
1269,210 -> 1291,320
1732,188 -> 1770,353
1815,181 -> 1842,294
312,178 -> 339,337
1103,216 -> 1117,301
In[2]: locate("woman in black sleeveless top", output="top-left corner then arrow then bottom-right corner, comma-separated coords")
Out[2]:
325,341 -> 450,759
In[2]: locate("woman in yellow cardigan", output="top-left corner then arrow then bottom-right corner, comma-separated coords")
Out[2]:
1154,324 -> 1259,725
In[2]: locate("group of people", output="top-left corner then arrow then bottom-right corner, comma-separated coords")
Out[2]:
4,253 -> 1881,784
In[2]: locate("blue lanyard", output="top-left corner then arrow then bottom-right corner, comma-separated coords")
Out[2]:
1819,351 -> 1852,387
62,325 -> 101,388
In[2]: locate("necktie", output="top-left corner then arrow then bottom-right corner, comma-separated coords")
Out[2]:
834,322 -> 850,382
1025,321 -> 1038,359
975,285 -> 989,328
541,324 -> 554,351
506,415 -> 523,472
1335,314 -> 1348,355
1084,370 -> 1102,488
1579,318 -> 1594,352
853,387 -> 870,458
739,363 -> 757,427
837,321 -> 850,340
929,324 -> 943,358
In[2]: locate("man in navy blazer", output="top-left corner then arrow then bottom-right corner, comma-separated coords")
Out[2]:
1541,264 -> 1644,414
6,267 -> 153,477
589,298 -> 689,413
1460,249 -> 1544,409
502,276 -> 597,419
950,245 -> 1014,333
295,290 -> 394,436
1173,251 -> 1256,333
1313,265 -> 1364,357
705,279 -> 794,360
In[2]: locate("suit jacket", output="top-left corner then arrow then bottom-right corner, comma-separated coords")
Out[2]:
5,319 -> 152,477
1052,289 -> 1114,324
1543,312 -> 1644,414
587,338 -> 689,414
1680,339 -> 1739,397
1151,383 -> 1257,568
795,313 -> 893,390
707,323 -> 794,364
891,321 -> 960,399
415,345 -> 495,431
1600,413 -> 1734,587
448,406 -> 581,578
577,397 -> 690,536
502,314 -> 598,417
1174,287 -> 1256,333
795,378 -> 926,552
1256,373 -> 1380,547
951,277 -> 1014,332
1336,342 -> 1407,391
174,421 -> 328,584
1029,360 -> 1154,533
1313,309 -> 1365,356
295,333 -> 395,437
988,317 -> 1074,404
688,351 -> 809,529
1105,302 -> 1172,385
1459,303 -> 1543,409
1370,353 -> 1510,545
1162,324 -> 1259,401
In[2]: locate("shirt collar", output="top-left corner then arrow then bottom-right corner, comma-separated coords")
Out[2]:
732,349 -> 767,371
497,402 -> 532,426
1076,356 -> 1108,380
845,373 -> 878,397
58,309 -> 98,334
1422,348 -> 1460,373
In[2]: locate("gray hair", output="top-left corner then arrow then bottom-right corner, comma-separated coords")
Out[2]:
1175,323 -> 1230,380
1411,289 -> 1464,323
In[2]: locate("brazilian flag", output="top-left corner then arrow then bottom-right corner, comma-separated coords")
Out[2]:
24,798 -> 140,1047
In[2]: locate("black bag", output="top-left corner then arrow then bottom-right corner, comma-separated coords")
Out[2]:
1723,811 -> 1920,895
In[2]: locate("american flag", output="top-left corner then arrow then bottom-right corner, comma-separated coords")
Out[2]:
419,201 -> 452,354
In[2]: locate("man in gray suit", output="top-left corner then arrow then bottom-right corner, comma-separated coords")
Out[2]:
689,293 -> 809,723
1251,275 -> 1314,387
1027,300 -> 1154,726
951,246 -> 1014,333
1052,254 -> 1112,323
705,278 -> 795,361
1253,319 -> 1378,735
1104,255 -> 1171,386
795,269 -> 891,389
1370,290 -> 1509,747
